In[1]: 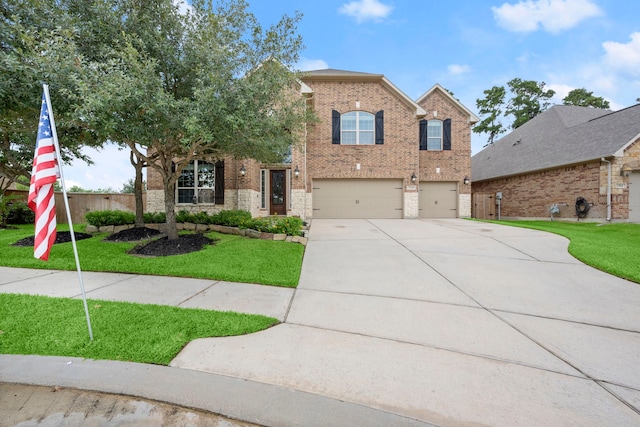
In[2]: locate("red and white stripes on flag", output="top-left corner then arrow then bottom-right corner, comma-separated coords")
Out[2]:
28,91 -> 59,261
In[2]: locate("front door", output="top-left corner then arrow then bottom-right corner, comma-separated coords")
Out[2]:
270,170 -> 286,215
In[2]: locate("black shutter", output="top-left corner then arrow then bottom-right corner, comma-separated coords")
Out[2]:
215,160 -> 225,204
375,110 -> 384,144
419,119 -> 427,150
332,110 -> 340,144
443,119 -> 452,150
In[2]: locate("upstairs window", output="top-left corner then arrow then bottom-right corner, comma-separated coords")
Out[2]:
332,110 -> 384,145
419,118 -> 452,151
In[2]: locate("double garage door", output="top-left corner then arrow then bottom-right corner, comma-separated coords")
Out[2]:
312,179 -> 458,219
313,179 -> 403,219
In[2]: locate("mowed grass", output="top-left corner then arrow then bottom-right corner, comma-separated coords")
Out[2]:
0,293 -> 278,365
496,220 -> 640,284
0,224 -> 304,287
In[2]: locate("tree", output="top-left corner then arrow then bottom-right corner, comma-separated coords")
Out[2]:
505,78 -> 555,129
74,0 -> 312,240
562,88 -> 610,109
473,86 -> 507,145
0,0 -> 102,195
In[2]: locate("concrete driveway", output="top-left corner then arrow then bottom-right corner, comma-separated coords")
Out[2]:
172,219 -> 640,426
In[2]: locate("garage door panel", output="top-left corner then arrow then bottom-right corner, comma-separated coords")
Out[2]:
419,182 -> 458,218
630,172 -> 640,222
313,179 -> 403,219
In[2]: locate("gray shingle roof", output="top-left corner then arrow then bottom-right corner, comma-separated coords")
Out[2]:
302,68 -> 383,78
471,104 -> 640,182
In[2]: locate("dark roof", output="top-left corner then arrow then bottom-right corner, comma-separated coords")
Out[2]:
471,104 -> 640,181
302,68 -> 383,78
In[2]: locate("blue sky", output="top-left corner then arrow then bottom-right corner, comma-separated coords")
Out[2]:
66,0 -> 640,190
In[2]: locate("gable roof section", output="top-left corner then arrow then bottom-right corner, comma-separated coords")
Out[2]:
302,68 -> 426,117
417,83 -> 480,125
471,104 -> 640,182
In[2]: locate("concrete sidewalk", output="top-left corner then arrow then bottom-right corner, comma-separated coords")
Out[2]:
2,219 -> 640,426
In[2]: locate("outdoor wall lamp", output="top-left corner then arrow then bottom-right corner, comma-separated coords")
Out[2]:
294,165 -> 300,178
240,164 -> 246,177
463,176 -> 470,185
411,173 -> 417,184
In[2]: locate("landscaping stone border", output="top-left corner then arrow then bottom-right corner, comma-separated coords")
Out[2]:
85,223 -> 308,246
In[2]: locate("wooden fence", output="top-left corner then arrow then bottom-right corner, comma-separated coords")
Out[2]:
6,190 -> 143,224
472,193 -> 497,220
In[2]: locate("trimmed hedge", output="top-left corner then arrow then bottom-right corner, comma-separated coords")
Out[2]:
86,209 -> 303,236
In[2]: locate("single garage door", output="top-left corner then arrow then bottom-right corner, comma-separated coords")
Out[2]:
630,172 -> 640,222
419,182 -> 458,218
313,179 -> 403,219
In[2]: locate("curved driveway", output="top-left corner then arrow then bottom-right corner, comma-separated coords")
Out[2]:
173,219 -> 640,426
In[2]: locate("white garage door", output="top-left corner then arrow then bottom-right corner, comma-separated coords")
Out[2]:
313,179 -> 404,219
630,172 -> 640,222
419,182 -> 458,218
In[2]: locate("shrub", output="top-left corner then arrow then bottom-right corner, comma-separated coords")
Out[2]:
85,210 -> 135,227
5,201 -> 35,225
175,210 -> 191,224
143,212 -> 166,223
247,216 -> 303,236
211,210 -> 252,227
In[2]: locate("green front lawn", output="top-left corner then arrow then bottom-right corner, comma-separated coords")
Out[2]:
493,220 -> 640,284
0,224 -> 304,287
0,293 -> 278,365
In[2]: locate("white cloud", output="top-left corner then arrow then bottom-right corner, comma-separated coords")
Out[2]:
338,0 -> 393,23
297,58 -> 329,71
65,145 -> 135,191
173,0 -> 191,15
602,32 -> 640,76
448,64 -> 471,75
492,0 -> 602,34
546,83 -> 574,103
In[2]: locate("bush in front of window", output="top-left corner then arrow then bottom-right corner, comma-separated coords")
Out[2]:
85,210 -> 135,227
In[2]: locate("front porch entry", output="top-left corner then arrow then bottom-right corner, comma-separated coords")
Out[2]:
270,170 -> 286,216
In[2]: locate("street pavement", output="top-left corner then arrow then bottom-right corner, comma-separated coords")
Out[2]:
1,219 -> 640,426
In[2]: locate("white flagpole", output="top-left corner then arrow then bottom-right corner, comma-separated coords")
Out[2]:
43,83 -> 94,341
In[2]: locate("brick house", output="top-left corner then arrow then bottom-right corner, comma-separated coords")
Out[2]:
146,69 -> 478,220
471,104 -> 640,222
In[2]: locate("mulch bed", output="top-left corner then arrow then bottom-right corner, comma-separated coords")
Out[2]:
12,231 -> 93,247
128,233 -> 215,257
103,227 -> 162,242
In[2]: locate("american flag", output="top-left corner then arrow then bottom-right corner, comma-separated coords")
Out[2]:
28,91 -> 59,261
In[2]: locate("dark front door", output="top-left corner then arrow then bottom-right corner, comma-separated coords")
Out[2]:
270,170 -> 286,215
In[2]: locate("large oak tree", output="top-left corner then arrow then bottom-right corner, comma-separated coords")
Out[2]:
74,0 -> 312,239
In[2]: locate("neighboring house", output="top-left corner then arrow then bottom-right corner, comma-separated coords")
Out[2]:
471,104 -> 640,222
146,68 -> 478,220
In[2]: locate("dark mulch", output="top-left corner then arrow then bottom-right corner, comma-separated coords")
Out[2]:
12,231 -> 93,247
104,227 -> 162,242
129,233 -> 215,257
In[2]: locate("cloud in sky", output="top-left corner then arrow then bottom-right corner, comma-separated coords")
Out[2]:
338,0 -> 393,23
298,58 -> 329,71
492,0 -> 602,33
602,32 -> 640,77
448,64 -> 471,75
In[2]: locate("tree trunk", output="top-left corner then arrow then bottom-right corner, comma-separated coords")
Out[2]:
163,176 -> 179,240
130,151 -> 145,228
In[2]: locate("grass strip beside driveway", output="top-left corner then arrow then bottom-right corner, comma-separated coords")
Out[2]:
0,225 -> 304,287
493,220 -> 640,284
0,293 -> 278,365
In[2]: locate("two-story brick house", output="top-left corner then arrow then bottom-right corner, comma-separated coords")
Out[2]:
146,68 -> 478,220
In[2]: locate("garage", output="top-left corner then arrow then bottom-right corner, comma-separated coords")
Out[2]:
312,179 -> 404,219
419,182 -> 458,218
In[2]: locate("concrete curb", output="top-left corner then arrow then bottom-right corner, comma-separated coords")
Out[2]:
0,355 -> 435,427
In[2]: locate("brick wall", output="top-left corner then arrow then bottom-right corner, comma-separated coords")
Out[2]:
302,79 -> 418,188
472,161 -> 607,220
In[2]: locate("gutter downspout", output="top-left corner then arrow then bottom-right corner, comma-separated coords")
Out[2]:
601,158 -> 612,221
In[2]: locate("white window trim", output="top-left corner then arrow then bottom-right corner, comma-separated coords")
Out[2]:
341,111 -> 375,145
427,120 -> 443,151
176,160 -> 216,204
